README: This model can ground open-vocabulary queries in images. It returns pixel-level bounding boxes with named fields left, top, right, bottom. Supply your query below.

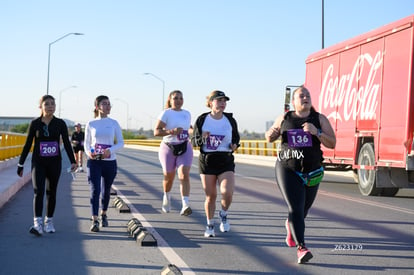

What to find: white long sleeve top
left=84, top=117, right=124, bottom=161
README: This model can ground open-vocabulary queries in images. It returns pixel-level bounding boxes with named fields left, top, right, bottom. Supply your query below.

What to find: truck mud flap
left=377, top=167, right=414, bottom=188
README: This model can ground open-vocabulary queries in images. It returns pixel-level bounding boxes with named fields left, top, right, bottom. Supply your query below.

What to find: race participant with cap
left=71, top=122, right=85, bottom=172
left=192, top=90, right=240, bottom=237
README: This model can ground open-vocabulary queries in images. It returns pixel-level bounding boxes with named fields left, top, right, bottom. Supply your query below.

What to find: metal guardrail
left=0, top=134, right=280, bottom=161
left=0, top=132, right=32, bottom=161
left=124, top=139, right=280, bottom=156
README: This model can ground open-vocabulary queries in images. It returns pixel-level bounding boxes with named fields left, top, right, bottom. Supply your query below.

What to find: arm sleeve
left=84, top=123, right=92, bottom=154
left=61, top=121, right=76, bottom=164
left=110, top=120, right=124, bottom=154
left=18, top=121, right=35, bottom=165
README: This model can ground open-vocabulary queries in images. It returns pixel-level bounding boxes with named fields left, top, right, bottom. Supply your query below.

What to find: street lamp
left=114, top=98, right=129, bottom=130
left=46, top=32, right=84, bottom=95
left=322, top=0, right=325, bottom=49
left=58, top=85, right=77, bottom=117
left=143, top=72, right=165, bottom=110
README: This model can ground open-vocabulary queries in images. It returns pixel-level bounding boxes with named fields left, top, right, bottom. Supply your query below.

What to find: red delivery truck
left=286, top=14, right=414, bottom=196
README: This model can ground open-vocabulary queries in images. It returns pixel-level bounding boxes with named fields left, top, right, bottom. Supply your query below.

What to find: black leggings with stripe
left=275, top=160, right=319, bottom=246
left=31, top=161, right=62, bottom=218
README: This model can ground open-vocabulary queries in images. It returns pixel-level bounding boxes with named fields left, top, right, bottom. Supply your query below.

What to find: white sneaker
left=219, top=210, right=230, bottom=232
left=29, top=217, right=43, bottom=236
left=180, top=205, right=192, bottom=216
left=78, top=166, right=84, bottom=172
left=162, top=194, right=170, bottom=213
left=204, top=225, right=215, bottom=237
left=44, top=217, right=56, bottom=233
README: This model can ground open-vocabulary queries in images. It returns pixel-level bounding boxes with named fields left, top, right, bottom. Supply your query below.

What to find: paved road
left=0, top=146, right=413, bottom=274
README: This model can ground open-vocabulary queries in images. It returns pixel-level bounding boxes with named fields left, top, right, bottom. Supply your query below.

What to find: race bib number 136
left=287, top=129, right=312, bottom=148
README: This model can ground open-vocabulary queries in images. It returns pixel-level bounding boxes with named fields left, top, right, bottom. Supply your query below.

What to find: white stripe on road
left=317, top=190, right=414, bottom=215
left=236, top=173, right=414, bottom=215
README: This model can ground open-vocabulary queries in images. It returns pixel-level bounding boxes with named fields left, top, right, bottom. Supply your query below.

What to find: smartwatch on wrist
left=317, top=129, right=323, bottom=138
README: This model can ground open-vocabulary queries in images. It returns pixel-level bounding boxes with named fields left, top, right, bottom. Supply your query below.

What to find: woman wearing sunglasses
left=84, top=95, right=124, bottom=232
left=17, top=95, right=77, bottom=236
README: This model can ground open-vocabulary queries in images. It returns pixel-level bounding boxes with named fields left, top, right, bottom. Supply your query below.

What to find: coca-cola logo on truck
left=318, top=51, right=382, bottom=122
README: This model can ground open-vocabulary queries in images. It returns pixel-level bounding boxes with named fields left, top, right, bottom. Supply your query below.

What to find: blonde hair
left=205, top=90, right=224, bottom=108
left=292, top=85, right=316, bottom=112
left=164, top=90, right=183, bottom=109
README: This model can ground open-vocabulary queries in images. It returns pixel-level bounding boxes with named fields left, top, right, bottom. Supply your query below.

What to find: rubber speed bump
left=127, top=219, right=142, bottom=235
left=113, top=197, right=122, bottom=207
left=112, top=197, right=130, bottom=213
left=161, top=264, right=182, bottom=275
left=136, top=228, right=157, bottom=246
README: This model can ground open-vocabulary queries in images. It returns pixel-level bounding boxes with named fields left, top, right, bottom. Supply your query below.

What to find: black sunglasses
left=43, top=125, right=49, bottom=137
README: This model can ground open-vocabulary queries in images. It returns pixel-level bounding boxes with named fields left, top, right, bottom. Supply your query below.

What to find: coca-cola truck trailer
left=286, top=14, right=414, bottom=196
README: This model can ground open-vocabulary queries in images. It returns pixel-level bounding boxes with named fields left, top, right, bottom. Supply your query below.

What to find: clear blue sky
left=1, top=0, right=413, bottom=132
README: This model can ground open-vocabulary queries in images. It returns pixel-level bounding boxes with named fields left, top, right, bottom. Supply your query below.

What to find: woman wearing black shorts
left=192, top=90, right=240, bottom=237
left=17, top=95, right=77, bottom=236
left=71, top=123, right=85, bottom=172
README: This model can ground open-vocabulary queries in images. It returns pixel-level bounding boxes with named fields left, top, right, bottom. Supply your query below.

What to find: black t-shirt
left=278, top=110, right=323, bottom=173
left=71, top=131, right=85, bottom=149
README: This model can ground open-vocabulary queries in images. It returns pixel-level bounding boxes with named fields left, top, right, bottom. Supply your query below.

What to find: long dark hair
left=39, top=95, right=55, bottom=116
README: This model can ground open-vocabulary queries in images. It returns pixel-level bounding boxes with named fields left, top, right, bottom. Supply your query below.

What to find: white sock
left=182, top=196, right=189, bottom=207
left=220, top=210, right=228, bottom=217
left=34, top=217, right=43, bottom=226
left=164, top=192, right=171, bottom=200
left=207, top=219, right=214, bottom=226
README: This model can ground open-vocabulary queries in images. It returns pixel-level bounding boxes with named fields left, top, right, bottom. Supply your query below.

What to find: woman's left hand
left=229, top=144, right=238, bottom=151
left=103, top=149, right=111, bottom=159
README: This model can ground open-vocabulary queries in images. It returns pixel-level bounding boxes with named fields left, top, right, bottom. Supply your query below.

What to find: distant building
left=0, top=116, right=75, bottom=131
left=0, top=116, right=35, bottom=131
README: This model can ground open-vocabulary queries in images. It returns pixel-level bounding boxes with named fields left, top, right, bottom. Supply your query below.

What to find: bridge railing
left=0, top=134, right=280, bottom=161
left=0, top=132, right=32, bottom=161
left=124, top=139, right=280, bottom=156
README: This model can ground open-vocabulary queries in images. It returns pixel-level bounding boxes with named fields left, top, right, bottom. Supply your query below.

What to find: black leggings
left=275, top=161, right=319, bottom=246
left=31, top=161, right=62, bottom=218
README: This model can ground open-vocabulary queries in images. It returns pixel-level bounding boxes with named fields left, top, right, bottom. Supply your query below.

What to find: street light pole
left=58, top=85, right=77, bottom=117
left=114, top=98, right=129, bottom=130
left=322, top=0, right=325, bottom=49
left=143, top=72, right=165, bottom=110
left=46, top=32, right=84, bottom=95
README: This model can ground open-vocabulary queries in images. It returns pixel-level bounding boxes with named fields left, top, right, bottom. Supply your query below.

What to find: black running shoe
left=100, top=214, right=108, bottom=227
left=90, top=220, right=100, bottom=232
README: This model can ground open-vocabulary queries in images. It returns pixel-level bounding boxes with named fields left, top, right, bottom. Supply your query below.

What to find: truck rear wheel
left=357, top=143, right=382, bottom=196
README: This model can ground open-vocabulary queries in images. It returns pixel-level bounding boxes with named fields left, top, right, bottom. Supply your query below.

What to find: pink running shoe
left=285, top=219, right=296, bottom=247
left=297, top=246, right=313, bottom=264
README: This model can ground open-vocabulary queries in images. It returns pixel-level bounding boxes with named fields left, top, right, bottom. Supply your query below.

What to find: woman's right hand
left=266, top=127, right=280, bottom=142
left=17, top=166, right=23, bottom=177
